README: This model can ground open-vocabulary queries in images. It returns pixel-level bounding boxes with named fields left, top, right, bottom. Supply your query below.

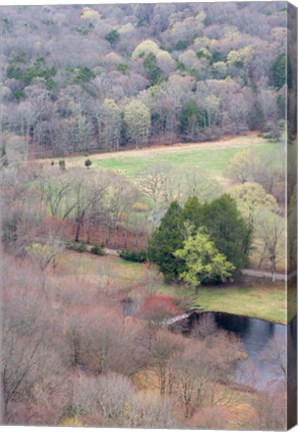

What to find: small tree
left=85, top=158, right=92, bottom=169
left=25, top=238, right=65, bottom=273
left=175, top=229, right=235, bottom=291
left=105, top=29, right=120, bottom=46
left=59, top=160, right=66, bottom=171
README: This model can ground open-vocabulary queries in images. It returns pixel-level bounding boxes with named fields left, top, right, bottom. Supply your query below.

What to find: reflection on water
left=188, top=312, right=296, bottom=389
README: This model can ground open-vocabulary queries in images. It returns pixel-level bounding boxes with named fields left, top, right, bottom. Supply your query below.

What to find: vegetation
left=148, top=195, right=251, bottom=284
left=147, top=201, right=185, bottom=283
left=69, top=241, right=87, bottom=253
left=175, top=229, right=235, bottom=291
left=85, top=158, right=92, bottom=169
left=1, top=3, right=295, bottom=158
left=90, top=244, right=105, bottom=256
left=0, top=2, right=294, bottom=429
left=119, top=248, right=147, bottom=263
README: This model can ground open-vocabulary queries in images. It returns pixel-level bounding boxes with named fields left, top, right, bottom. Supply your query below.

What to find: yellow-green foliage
left=227, top=46, right=253, bottom=66
left=132, top=202, right=149, bottom=212
left=175, top=230, right=235, bottom=288
left=132, top=39, right=160, bottom=60
left=25, top=243, right=53, bottom=271
left=60, top=416, right=85, bottom=426
left=229, top=182, right=278, bottom=221
left=80, top=7, right=100, bottom=20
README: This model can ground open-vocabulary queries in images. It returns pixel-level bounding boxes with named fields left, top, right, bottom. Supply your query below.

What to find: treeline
left=0, top=3, right=293, bottom=158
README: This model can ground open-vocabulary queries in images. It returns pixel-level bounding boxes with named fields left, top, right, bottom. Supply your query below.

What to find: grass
left=56, top=251, right=146, bottom=286
left=160, top=280, right=291, bottom=325
left=56, top=251, right=290, bottom=325
left=43, top=134, right=274, bottom=181
left=193, top=283, right=289, bottom=325
left=91, top=140, right=273, bottom=179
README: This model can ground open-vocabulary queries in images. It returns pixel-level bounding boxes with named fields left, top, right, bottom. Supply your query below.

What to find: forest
left=0, top=2, right=295, bottom=158
left=1, top=2, right=297, bottom=430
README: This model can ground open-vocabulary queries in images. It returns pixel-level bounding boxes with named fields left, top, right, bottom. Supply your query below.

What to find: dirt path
left=102, top=246, right=294, bottom=281
left=242, top=269, right=296, bottom=282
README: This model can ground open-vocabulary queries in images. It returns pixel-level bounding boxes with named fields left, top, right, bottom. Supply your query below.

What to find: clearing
left=41, top=133, right=273, bottom=179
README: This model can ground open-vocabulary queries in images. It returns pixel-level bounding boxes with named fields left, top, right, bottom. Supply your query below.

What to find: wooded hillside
left=0, top=2, right=292, bottom=157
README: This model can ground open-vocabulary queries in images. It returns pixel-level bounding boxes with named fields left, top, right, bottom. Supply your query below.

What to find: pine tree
left=147, top=201, right=185, bottom=283
left=181, top=196, right=204, bottom=229
left=202, top=194, right=251, bottom=272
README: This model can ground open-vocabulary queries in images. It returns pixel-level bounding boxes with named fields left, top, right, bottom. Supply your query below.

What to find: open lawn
left=54, top=251, right=291, bottom=325
left=193, top=283, right=290, bottom=325
left=42, top=133, right=274, bottom=181
left=159, top=280, right=290, bottom=325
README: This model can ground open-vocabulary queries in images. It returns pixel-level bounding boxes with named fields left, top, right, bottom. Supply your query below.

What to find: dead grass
left=52, top=251, right=290, bottom=324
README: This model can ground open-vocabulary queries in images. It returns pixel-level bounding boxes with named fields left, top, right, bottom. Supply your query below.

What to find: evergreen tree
left=202, top=194, right=251, bottom=272
left=181, top=196, right=204, bottom=229
left=272, top=53, right=291, bottom=90
left=147, top=201, right=185, bottom=283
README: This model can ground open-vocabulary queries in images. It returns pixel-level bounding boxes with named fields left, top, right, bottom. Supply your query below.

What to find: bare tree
left=25, top=234, right=65, bottom=272
left=1, top=257, right=70, bottom=423
left=147, top=329, right=185, bottom=396
left=257, top=209, right=284, bottom=280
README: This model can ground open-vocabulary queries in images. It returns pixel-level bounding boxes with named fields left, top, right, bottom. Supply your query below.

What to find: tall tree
left=147, top=201, right=185, bottom=282
left=202, top=194, right=251, bottom=272
left=101, top=98, right=121, bottom=151
left=124, top=100, right=151, bottom=148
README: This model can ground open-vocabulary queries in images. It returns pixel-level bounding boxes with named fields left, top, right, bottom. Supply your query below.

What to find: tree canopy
left=175, top=229, right=235, bottom=290
left=148, top=194, right=251, bottom=283
left=147, top=201, right=185, bottom=283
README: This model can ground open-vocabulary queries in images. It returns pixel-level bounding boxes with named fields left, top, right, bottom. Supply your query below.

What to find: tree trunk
left=75, top=218, right=83, bottom=242
left=270, top=255, right=276, bottom=282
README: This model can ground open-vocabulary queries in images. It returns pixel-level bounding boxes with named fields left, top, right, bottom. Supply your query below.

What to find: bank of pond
left=122, top=297, right=296, bottom=390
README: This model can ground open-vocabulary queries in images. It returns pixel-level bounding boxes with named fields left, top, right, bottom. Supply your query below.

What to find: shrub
left=136, top=295, right=181, bottom=321
left=132, top=202, right=148, bottom=212
left=91, top=244, right=105, bottom=256
left=85, top=159, right=92, bottom=169
left=59, top=159, right=65, bottom=171
left=69, top=242, right=87, bottom=253
left=119, top=249, right=147, bottom=263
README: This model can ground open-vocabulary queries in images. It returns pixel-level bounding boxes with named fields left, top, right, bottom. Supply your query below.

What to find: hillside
left=1, top=3, right=293, bottom=159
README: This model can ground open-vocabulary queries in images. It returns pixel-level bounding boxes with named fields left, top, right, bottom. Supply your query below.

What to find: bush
left=119, top=249, right=147, bottom=263
left=59, top=160, right=65, bottom=171
left=91, top=244, right=105, bottom=256
left=85, top=159, right=92, bottom=169
left=69, top=241, right=87, bottom=253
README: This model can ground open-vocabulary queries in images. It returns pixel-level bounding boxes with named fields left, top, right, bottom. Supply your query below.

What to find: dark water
left=188, top=311, right=296, bottom=389
left=122, top=299, right=296, bottom=399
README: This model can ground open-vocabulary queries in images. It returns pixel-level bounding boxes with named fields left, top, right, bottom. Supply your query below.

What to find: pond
left=200, top=311, right=297, bottom=425
left=122, top=298, right=296, bottom=410
left=185, top=311, right=296, bottom=390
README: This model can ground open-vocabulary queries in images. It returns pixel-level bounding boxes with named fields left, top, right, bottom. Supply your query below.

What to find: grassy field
left=43, top=133, right=290, bottom=325
left=54, top=251, right=291, bottom=325
left=159, top=280, right=290, bottom=325
left=91, top=146, right=247, bottom=178
left=46, top=134, right=274, bottom=180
